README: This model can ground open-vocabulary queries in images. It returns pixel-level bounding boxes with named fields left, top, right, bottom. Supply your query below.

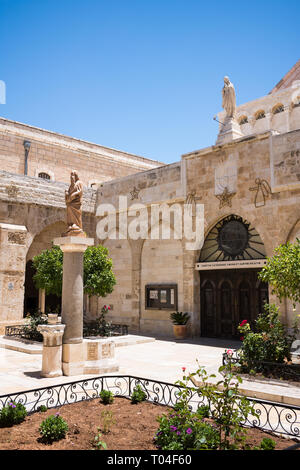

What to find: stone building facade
left=0, top=61, right=299, bottom=338
left=0, top=119, right=162, bottom=333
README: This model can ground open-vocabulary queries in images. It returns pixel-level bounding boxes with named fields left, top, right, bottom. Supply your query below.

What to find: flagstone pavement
left=0, top=334, right=299, bottom=407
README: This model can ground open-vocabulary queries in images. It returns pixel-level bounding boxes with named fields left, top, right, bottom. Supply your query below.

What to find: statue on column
left=216, top=76, right=242, bottom=145
left=222, top=76, right=236, bottom=119
left=63, top=170, right=85, bottom=236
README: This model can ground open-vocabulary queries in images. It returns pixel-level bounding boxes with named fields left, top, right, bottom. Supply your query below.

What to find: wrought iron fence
left=83, top=322, right=128, bottom=337
left=0, top=375, right=299, bottom=441
left=5, top=323, right=128, bottom=341
left=4, top=325, right=43, bottom=342
left=222, top=351, right=300, bottom=382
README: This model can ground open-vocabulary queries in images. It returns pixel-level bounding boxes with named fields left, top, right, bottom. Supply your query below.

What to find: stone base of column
left=62, top=343, right=85, bottom=376
left=62, top=339, right=119, bottom=376
left=37, top=322, right=65, bottom=378
left=41, top=345, right=64, bottom=378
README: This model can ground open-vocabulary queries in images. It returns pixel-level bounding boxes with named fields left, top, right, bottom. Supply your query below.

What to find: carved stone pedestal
left=216, top=117, right=243, bottom=145
left=83, top=338, right=119, bottom=374
left=37, top=323, right=65, bottom=378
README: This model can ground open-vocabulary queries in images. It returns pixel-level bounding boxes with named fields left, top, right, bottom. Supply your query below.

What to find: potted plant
left=170, top=311, right=190, bottom=339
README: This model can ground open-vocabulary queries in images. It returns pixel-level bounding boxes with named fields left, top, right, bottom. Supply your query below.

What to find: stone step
left=0, top=334, right=155, bottom=355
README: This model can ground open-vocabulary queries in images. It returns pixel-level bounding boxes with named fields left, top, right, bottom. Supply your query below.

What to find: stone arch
left=272, top=103, right=285, bottom=114
left=254, top=109, right=266, bottom=120
left=25, top=208, right=66, bottom=251
left=284, top=218, right=300, bottom=330
left=238, top=115, right=248, bottom=125
left=286, top=218, right=300, bottom=243
left=24, top=220, right=66, bottom=316
left=140, top=226, right=184, bottom=336
left=101, top=232, right=134, bottom=329
left=26, top=220, right=66, bottom=262
left=199, top=214, right=266, bottom=263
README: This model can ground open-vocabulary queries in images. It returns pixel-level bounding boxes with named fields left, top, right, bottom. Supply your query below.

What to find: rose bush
left=237, top=304, right=299, bottom=372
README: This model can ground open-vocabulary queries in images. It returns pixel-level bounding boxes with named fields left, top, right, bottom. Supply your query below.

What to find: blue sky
left=0, top=0, right=299, bottom=164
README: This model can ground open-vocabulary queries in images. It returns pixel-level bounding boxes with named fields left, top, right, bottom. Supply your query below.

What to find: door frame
left=200, top=268, right=268, bottom=338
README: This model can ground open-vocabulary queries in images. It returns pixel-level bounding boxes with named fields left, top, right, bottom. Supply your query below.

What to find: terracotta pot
left=173, top=324, right=187, bottom=339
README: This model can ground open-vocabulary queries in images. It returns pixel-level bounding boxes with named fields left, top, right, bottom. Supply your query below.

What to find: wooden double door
left=200, top=269, right=268, bottom=338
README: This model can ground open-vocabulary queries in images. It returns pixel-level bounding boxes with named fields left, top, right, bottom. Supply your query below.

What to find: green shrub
left=99, top=390, right=114, bottom=405
left=93, top=427, right=107, bottom=450
left=257, top=437, right=276, bottom=450
left=130, top=385, right=147, bottom=404
left=238, top=304, right=298, bottom=372
left=162, top=362, right=258, bottom=450
left=154, top=409, right=219, bottom=450
left=23, top=312, right=48, bottom=342
left=39, top=413, right=68, bottom=443
left=38, top=405, right=48, bottom=412
left=0, top=401, right=27, bottom=427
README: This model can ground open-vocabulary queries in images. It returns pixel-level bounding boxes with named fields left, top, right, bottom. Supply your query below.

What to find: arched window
left=238, top=115, right=248, bottom=125
left=272, top=103, right=284, bottom=114
left=199, top=214, right=266, bottom=262
left=38, top=172, right=51, bottom=180
left=292, top=96, right=300, bottom=108
left=255, top=110, right=266, bottom=120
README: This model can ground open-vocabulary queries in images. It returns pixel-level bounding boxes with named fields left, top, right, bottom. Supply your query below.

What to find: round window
left=217, top=220, right=249, bottom=257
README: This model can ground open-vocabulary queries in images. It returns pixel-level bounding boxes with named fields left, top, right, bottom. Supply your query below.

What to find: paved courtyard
left=0, top=335, right=299, bottom=407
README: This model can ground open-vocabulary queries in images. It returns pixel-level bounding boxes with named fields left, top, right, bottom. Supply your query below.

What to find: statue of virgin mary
left=222, top=76, right=236, bottom=118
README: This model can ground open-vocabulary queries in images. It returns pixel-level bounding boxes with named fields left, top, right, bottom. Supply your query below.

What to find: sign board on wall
left=195, top=259, right=267, bottom=271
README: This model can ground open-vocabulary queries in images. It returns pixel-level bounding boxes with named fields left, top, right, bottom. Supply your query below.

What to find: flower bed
left=0, top=397, right=297, bottom=451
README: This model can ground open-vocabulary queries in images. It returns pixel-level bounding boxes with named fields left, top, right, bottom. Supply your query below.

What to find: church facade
left=0, top=61, right=299, bottom=338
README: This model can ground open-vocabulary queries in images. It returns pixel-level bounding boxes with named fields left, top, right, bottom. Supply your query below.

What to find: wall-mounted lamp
left=213, top=115, right=225, bottom=127
left=23, top=140, right=31, bottom=175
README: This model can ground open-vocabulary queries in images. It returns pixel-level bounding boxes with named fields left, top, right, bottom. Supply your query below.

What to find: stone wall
left=0, top=117, right=162, bottom=187
left=96, top=128, right=300, bottom=335
left=0, top=171, right=97, bottom=331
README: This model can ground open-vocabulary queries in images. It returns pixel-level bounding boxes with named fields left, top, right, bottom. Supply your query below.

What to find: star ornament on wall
left=130, top=186, right=140, bottom=200
left=216, top=187, right=236, bottom=209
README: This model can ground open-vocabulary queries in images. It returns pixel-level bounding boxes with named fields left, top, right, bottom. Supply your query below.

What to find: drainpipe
left=23, top=140, right=31, bottom=175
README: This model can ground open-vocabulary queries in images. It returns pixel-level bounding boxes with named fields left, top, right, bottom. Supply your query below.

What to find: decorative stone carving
left=130, top=186, right=140, bottom=200
left=6, top=184, right=19, bottom=198
left=215, top=187, right=236, bottom=209
left=7, top=232, right=26, bottom=245
left=249, top=178, right=271, bottom=207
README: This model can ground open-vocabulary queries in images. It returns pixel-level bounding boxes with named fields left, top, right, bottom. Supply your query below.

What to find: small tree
left=32, top=244, right=116, bottom=299
left=32, top=245, right=63, bottom=297
left=258, top=238, right=300, bottom=307
left=83, top=245, right=116, bottom=297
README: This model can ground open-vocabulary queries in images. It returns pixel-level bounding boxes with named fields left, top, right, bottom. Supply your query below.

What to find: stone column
left=53, top=236, right=94, bottom=376
left=37, top=320, right=65, bottom=378
left=0, top=223, right=28, bottom=333
left=38, top=289, right=46, bottom=314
